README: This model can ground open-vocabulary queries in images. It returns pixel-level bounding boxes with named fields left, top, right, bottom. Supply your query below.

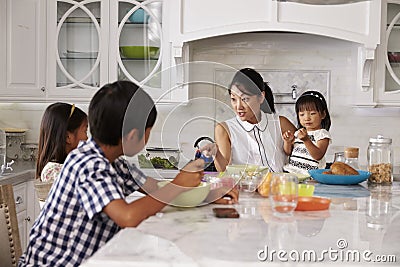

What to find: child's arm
left=282, top=130, right=295, bottom=156
left=103, top=160, right=204, bottom=228
left=298, top=129, right=330, bottom=160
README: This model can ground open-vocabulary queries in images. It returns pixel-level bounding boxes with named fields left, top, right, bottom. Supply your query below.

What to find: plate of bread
left=308, top=162, right=371, bottom=185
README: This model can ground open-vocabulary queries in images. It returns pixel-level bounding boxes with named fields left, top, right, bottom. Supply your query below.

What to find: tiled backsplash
left=0, top=32, right=399, bottom=169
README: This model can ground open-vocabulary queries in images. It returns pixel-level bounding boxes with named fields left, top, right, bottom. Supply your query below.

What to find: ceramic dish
left=308, top=169, right=371, bottom=185
left=295, top=196, right=331, bottom=211
left=119, top=46, right=159, bottom=59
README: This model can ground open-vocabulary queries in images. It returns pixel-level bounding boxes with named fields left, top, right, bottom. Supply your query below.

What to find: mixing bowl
left=157, top=181, right=210, bottom=207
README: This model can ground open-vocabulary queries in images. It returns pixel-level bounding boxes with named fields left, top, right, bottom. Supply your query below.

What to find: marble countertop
left=0, top=160, right=35, bottom=185
left=81, top=183, right=400, bottom=266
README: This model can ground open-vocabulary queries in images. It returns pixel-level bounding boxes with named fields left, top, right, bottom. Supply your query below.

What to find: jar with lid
left=344, top=147, right=359, bottom=169
left=367, top=135, right=393, bottom=184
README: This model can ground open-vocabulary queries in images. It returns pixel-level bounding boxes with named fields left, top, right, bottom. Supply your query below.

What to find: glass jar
left=367, top=135, right=393, bottom=184
left=344, top=147, right=359, bottom=169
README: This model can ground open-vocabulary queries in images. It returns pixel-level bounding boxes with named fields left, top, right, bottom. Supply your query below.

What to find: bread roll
left=330, top=162, right=359, bottom=175
left=258, top=172, right=272, bottom=197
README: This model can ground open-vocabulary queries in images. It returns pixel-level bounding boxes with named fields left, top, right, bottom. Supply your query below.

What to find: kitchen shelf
left=60, top=57, right=98, bottom=60
left=121, top=58, right=159, bottom=61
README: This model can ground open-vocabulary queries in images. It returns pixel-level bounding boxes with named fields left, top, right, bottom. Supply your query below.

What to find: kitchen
left=0, top=0, right=400, bottom=266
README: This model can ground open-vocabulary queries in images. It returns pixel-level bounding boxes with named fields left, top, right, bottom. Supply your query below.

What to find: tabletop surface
left=80, top=182, right=400, bottom=266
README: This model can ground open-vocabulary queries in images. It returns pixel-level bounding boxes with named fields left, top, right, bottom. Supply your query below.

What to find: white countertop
left=81, top=183, right=400, bottom=266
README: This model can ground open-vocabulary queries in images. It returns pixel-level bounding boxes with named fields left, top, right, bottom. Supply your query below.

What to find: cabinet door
left=47, top=0, right=107, bottom=101
left=0, top=0, right=46, bottom=101
left=109, top=0, right=163, bottom=99
left=378, top=1, right=400, bottom=103
left=13, top=182, right=28, bottom=249
left=17, top=210, right=28, bottom=249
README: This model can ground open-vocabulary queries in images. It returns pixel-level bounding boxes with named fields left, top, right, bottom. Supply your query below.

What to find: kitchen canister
left=344, top=147, right=359, bottom=169
left=367, top=135, right=393, bottom=184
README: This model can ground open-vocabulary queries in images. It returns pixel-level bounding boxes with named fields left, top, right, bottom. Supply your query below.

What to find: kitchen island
left=81, top=182, right=400, bottom=266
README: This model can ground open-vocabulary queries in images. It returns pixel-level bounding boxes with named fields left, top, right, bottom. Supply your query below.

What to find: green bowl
left=157, top=181, right=211, bottom=207
left=119, top=46, right=159, bottom=59
left=298, top=184, right=315, bottom=197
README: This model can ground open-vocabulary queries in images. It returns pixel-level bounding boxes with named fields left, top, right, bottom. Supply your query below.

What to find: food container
left=138, top=147, right=180, bottom=169
left=367, top=135, right=393, bottom=184
left=344, top=147, right=359, bottom=169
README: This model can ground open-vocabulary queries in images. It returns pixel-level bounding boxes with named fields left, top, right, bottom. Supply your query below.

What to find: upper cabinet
left=168, top=0, right=380, bottom=48
left=375, top=0, right=400, bottom=104
left=0, top=0, right=46, bottom=101
left=46, top=0, right=180, bottom=103
left=167, top=0, right=381, bottom=101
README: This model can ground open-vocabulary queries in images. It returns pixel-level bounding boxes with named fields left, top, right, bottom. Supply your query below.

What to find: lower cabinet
left=13, top=180, right=40, bottom=250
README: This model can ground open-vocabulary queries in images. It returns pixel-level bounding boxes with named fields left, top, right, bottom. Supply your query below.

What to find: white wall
left=0, top=32, right=399, bottom=170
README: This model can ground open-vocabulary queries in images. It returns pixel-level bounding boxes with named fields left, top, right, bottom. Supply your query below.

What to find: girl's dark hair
left=295, top=90, right=331, bottom=130
left=228, top=68, right=274, bottom=113
left=89, top=80, right=157, bottom=146
left=36, top=102, right=87, bottom=179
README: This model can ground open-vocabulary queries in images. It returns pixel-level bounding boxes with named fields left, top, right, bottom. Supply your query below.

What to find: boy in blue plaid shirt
left=19, top=81, right=238, bottom=267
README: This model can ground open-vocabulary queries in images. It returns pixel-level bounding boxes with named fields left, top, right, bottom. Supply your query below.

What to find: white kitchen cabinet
left=13, top=180, right=39, bottom=250
left=375, top=0, right=400, bottom=104
left=0, top=0, right=46, bottom=101
left=168, top=0, right=380, bottom=48
left=167, top=0, right=381, bottom=102
left=45, top=0, right=181, bottom=103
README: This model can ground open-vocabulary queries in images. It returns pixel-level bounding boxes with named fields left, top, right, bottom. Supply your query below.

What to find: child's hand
left=173, top=159, right=204, bottom=188
left=282, top=130, right=295, bottom=143
left=212, top=187, right=239, bottom=205
left=199, top=143, right=218, bottom=158
left=297, top=128, right=308, bottom=141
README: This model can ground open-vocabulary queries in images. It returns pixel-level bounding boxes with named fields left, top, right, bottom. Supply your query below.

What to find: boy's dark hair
left=36, top=102, right=87, bottom=179
left=89, top=80, right=157, bottom=146
left=295, top=90, right=331, bottom=131
left=228, top=68, right=274, bottom=113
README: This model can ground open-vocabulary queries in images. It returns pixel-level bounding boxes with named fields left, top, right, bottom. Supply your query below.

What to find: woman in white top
left=204, top=68, right=296, bottom=172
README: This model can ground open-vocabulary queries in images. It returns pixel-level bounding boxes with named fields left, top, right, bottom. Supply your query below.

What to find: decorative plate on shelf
left=308, top=169, right=371, bottom=185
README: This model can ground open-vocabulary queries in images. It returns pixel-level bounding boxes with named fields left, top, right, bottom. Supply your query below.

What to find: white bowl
left=157, top=181, right=211, bottom=207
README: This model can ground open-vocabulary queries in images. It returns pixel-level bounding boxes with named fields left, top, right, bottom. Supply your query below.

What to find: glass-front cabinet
left=47, top=0, right=163, bottom=101
left=377, top=1, right=400, bottom=103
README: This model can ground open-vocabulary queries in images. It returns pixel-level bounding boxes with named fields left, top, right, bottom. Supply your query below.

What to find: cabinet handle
left=24, top=216, right=31, bottom=222
left=15, top=196, right=23, bottom=205
left=41, top=87, right=45, bottom=92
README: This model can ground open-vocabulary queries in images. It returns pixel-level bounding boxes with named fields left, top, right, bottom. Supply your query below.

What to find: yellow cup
left=298, top=184, right=315, bottom=197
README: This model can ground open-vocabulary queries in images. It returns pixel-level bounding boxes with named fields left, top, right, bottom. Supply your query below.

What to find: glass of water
left=270, top=173, right=298, bottom=217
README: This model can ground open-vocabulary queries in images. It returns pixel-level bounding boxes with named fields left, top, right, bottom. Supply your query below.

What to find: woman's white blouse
left=225, top=112, right=286, bottom=172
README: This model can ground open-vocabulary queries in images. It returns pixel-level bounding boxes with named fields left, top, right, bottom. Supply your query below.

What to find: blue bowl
left=129, top=8, right=149, bottom=24
left=308, top=169, right=371, bottom=185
